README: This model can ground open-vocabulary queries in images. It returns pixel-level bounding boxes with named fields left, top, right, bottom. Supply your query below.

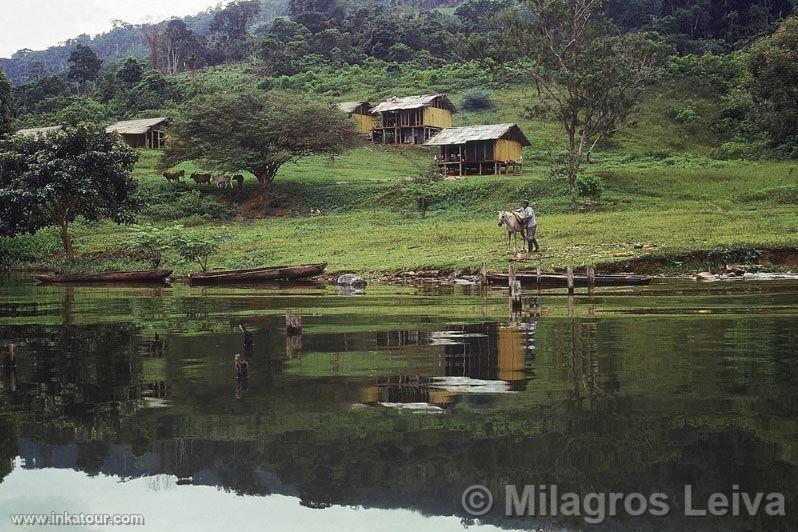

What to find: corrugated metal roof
left=15, top=125, right=63, bottom=137
left=105, top=117, right=169, bottom=135
left=338, top=101, right=372, bottom=114
left=371, top=94, right=456, bottom=113
left=424, top=123, right=531, bottom=146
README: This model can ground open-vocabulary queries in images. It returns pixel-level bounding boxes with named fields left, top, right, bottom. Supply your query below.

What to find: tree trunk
left=255, top=166, right=280, bottom=189
left=58, top=216, right=74, bottom=264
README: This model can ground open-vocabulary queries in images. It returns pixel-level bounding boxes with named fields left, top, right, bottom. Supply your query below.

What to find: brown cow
left=191, top=173, right=212, bottom=186
left=214, top=175, right=232, bottom=189
left=232, top=175, right=244, bottom=188
left=163, top=169, right=185, bottom=184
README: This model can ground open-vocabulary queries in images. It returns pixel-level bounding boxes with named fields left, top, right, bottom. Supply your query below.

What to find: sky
left=0, top=0, right=233, bottom=58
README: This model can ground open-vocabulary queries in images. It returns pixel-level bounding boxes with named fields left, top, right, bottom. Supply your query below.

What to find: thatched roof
left=15, top=125, right=63, bottom=137
left=371, top=94, right=457, bottom=114
left=106, top=117, right=169, bottom=135
left=338, top=101, right=372, bottom=114
left=424, top=123, right=531, bottom=146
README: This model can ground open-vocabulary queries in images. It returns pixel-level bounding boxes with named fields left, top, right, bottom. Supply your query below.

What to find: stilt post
left=566, top=265, right=575, bottom=295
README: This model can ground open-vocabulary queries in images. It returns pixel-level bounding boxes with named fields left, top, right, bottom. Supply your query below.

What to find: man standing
left=516, top=200, right=539, bottom=252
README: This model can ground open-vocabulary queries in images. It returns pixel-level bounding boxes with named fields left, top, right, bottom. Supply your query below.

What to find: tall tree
left=210, top=1, right=262, bottom=42
left=474, top=0, right=669, bottom=194
left=748, top=17, right=798, bottom=149
left=0, top=126, right=140, bottom=263
left=161, top=20, right=203, bottom=75
left=165, top=90, right=356, bottom=188
left=0, top=67, right=12, bottom=137
left=67, top=44, right=103, bottom=95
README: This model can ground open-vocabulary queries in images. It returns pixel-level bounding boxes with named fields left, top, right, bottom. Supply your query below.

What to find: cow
left=232, top=175, right=244, bottom=188
left=214, top=175, right=232, bottom=189
left=163, top=169, right=185, bottom=184
left=191, top=173, right=212, bottom=186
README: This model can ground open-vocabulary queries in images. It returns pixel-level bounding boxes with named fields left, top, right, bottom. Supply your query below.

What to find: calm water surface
left=0, top=275, right=796, bottom=531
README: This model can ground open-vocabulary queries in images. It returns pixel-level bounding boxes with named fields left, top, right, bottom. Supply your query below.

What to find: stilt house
left=370, top=94, right=456, bottom=145
left=425, top=123, right=530, bottom=176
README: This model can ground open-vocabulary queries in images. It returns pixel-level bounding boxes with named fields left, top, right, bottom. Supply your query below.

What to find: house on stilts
left=370, top=94, right=456, bottom=145
left=425, top=123, right=530, bottom=176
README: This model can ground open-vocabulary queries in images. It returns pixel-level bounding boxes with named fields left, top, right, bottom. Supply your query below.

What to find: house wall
left=423, top=107, right=453, bottom=128
left=121, top=133, right=146, bottom=149
left=352, top=113, right=375, bottom=134
left=495, top=139, right=522, bottom=162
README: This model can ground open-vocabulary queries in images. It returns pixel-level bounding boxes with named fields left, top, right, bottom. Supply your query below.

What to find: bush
left=142, top=189, right=239, bottom=221
left=644, top=149, right=672, bottom=160
left=461, top=90, right=493, bottom=111
left=172, top=233, right=219, bottom=271
left=0, top=233, right=60, bottom=268
left=710, top=138, right=770, bottom=160
left=575, top=174, right=604, bottom=199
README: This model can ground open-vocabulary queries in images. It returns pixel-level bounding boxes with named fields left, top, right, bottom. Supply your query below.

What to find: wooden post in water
left=586, top=265, right=596, bottom=296
left=509, top=262, right=522, bottom=311
left=286, top=309, right=302, bottom=336
left=536, top=263, right=542, bottom=291
left=566, top=266, right=575, bottom=295
left=480, top=262, right=488, bottom=286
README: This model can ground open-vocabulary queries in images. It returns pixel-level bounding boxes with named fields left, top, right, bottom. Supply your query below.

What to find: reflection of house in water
left=441, top=322, right=535, bottom=390
left=364, top=321, right=536, bottom=408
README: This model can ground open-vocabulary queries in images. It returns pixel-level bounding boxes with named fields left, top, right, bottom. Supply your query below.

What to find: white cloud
left=1, top=0, right=233, bottom=58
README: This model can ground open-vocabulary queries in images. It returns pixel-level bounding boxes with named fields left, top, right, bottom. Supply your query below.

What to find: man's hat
left=522, top=199, right=530, bottom=204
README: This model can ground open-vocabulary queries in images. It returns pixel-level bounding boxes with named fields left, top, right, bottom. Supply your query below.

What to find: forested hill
left=0, top=0, right=289, bottom=85
left=2, top=0, right=796, bottom=85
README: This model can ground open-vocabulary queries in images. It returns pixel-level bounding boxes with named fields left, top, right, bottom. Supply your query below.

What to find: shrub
left=575, top=174, right=604, bottom=198
left=172, top=233, right=219, bottom=271
left=126, top=224, right=177, bottom=268
left=461, top=90, right=493, bottom=111
left=142, top=189, right=239, bottom=221
left=710, top=138, right=770, bottom=160
left=644, top=149, right=672, bottom=160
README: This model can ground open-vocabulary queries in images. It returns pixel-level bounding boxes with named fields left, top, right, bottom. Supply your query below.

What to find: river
left=0, top=275, right=796, bottom=531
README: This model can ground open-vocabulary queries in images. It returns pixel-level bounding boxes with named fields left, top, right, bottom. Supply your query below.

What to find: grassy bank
left=3, top=146, right=796, bottom=276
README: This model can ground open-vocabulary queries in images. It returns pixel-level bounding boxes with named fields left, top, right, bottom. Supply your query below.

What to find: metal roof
left=15, top=125, right=63, bottom=137
left=338, top=101, right=372, bottom=114
left=370, top=94, right=456, bottom=113
left=424, top=123, right=531, bottom=146
left=105, top=117, right=169, bottom=135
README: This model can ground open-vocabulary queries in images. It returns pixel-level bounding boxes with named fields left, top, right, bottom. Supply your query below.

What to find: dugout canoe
left=485, top=272, right=653, bottom=288
left=35, top=269, right=173, bottom=284
left=188, top=263, right=327, bottom=285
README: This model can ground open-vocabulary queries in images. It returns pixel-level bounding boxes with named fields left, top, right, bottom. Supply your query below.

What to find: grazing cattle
left=232, top=175, right=244, bottom=188
left=191, top=173, right=212, bottom=186
left=163, top=169, right=184, bottom=184
left=214, top=175, right=232, bottom=189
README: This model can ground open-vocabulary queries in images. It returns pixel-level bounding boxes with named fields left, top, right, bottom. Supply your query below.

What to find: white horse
left=498, top=211, right=528, bottom=253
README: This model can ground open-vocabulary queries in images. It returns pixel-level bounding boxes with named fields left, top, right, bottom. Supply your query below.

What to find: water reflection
left=0, top=276, right=797, bottom=531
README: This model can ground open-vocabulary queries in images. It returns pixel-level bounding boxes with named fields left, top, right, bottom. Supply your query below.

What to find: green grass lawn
left=16, top=147, right=791, bottom=276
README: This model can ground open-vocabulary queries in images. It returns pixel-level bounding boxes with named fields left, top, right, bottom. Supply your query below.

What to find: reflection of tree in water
left=0, top=417, right=19, bottom=483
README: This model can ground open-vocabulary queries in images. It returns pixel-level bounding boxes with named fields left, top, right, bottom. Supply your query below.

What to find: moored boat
left=188, top=263, right=327, bottom=285
left=35, top=269, right=173, bottom=284
left=485, top=271, right=653, bottom=287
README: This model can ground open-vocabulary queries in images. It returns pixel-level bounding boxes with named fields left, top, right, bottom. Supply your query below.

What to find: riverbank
left=1, top=148, right=797, bottom=277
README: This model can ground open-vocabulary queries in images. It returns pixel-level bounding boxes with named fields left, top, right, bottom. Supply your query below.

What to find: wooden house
left=105, top=117, right=170, bottom=149
left=15, top=125, right=63, bottom=137
left=338, top=101, right=375, bottom=135
left=370, top=94, right=456, bottom=145
left=425, top=123, right=530, bottom=176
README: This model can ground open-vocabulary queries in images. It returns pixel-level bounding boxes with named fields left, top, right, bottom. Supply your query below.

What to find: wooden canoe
left=486, top=272, right=653, bottom=288
left=35, top=269, right=173, bottom=284
left=188, top=263, right=327, bottom=285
